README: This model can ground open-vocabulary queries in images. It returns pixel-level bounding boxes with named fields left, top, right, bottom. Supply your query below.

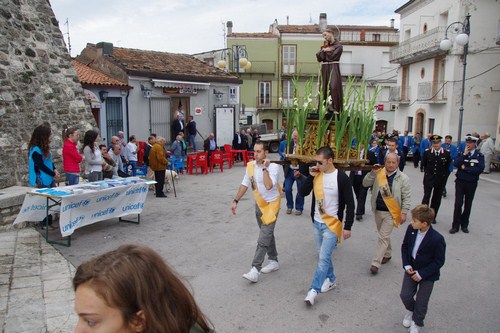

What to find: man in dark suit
left=450, top=134, right=485, bottom=234
left=399, top=131, right=414, bottom=169
left=171, top=114, right=184, bottom=142
left=400, top=204, right=445, bottom=333
left=349, top=145, right=377, bottom=221
left=421, top=135, right=451, bottom=224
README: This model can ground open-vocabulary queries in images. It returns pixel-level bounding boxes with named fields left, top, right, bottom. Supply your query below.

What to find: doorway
left=170, top=97, right=190, bottom=142
left=415, top=111, right=425, bottom=135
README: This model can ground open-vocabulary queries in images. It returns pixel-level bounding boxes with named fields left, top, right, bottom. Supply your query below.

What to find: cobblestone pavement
left=1, top=157, right=499, bottom=332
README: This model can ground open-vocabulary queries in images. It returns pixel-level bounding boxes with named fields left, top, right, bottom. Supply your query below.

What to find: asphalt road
left=56, top=154, right=500, bottom=333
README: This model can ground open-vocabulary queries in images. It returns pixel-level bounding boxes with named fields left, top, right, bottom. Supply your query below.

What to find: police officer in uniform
left=450, top=134, right=485, bottom=234
left=421, top=135, right=451, bottom=224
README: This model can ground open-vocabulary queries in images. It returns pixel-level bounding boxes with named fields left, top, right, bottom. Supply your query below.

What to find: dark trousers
left=452, top=179, right=478, bottom=230
left=400, top=273, right=435, bottom=327
left=422, top=176, right=445, bottom=218
left=413, top=149, right=421, bottom=168
left=154, top=170, right=166, bottom=196
left=350, top=173, right=368, bottom=216
left=442, top=171, right=451, bottom=195
left=400, top=146, right=409, bottom=170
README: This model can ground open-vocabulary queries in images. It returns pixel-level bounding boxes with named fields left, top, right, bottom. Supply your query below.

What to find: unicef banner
left=14, top=179, right=152, bottom=237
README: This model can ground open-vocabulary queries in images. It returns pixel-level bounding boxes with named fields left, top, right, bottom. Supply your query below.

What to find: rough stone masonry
left=0, top=0, right=97, bottom=190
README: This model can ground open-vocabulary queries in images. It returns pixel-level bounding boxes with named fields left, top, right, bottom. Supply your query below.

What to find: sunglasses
left=315, top=160, right=324, bottom=165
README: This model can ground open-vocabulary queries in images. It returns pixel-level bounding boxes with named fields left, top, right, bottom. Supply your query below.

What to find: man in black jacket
left=297, top=146, right=355, bottom=306
left=421, top=135, right=451, bottom=224
left=171, top=114, right=184, bottom=142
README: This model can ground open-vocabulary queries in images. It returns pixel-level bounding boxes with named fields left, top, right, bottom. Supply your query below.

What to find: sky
left=49, top=0, right=405, bottom=57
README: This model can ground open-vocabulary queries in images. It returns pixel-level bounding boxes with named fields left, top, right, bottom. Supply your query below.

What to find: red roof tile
left=276, top=24, right=397, bottom=34
left=72, top=60, right=128, bottom=87
left=108, top=47, right=240, bottom=83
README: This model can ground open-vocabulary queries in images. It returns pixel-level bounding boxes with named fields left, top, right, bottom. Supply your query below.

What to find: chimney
left=96, top=42, right=113, bottom=55
left=390, top=18, right=395, bottom=28
left=319, top=13, right=327, bottom=32
left=227, top=21, right=233, bottom=35
left=286, top=16, right=289, bottom=25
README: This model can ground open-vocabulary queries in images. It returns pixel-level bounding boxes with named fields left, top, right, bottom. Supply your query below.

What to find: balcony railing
left=283, top=62, right=364, bottom=77
left=417, top=81, right=447, bottom=102
left=390, top=26, right=448, bottom=64
left=228, top=60, right=277, bottom=74
left=389, top=86, right=411, bottom=103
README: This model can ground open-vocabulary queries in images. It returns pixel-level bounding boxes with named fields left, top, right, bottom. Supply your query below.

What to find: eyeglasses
left=315, top=160, right=324, bottom=165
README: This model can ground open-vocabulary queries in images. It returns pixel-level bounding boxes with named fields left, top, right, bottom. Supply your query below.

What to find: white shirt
left=412, top=229, right=428, bottom=259
left=127, top=142, right=138, bottom=161
left=314, top=170, right=339, bottom=223
left=241, top=162, right=280, bottom=202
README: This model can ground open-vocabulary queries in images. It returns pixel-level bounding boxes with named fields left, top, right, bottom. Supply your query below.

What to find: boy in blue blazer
left=400, top=204, right=446, bottom=333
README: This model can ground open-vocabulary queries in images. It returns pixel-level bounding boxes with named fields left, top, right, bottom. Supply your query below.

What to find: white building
left=390, top=0, right=500, bottom=143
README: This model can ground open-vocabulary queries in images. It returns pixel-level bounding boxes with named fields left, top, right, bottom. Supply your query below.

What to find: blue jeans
left=310, top=220, right=338, bottom=292
left=189, top=134, right=196, bottom=151
left=129, top=160, right=137, bottom=176
left=66, top=173, right=80, bottom=185
left=284, top=169, right=304, bottom=210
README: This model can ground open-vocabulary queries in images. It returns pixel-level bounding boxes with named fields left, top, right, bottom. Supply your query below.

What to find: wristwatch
left=262, top=168, right=268, bottom=172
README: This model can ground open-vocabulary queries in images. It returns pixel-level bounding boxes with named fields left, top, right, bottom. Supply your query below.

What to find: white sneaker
left=403, top=310, right=413, bottom=328
left=320, top=278, right=337, bottom=293
left=304, top=289, right=317, bottom=306
left=261, top=260, right=279, bottom=274
left=242, top=267, right=259, bottom=283
left=409, top=321, right=422, bottom=333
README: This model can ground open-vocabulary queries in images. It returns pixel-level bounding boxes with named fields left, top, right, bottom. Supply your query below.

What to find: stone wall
left=0, top=0, right=97, bottom=189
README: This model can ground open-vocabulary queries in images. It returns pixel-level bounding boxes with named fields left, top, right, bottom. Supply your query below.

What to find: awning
left=152, top=79, right=210, bottom=90
left=83, top=89, right=101, bottom=108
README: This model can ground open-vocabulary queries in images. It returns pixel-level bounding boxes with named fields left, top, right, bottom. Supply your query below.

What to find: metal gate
left=105, top=97, right=123, bottom=144
left=150, top=98, right=170, bottom=141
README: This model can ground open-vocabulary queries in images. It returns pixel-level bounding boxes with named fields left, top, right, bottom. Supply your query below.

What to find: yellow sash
left=313, top=172, right=343, bottom=243
left=376, top=168, right=402, bottom=228
left=247, top=162, right=282, bottom=225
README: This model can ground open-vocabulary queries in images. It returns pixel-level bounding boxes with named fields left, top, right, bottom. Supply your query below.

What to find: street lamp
left=440, top=14, right=470, bottom=147
left=217, top=45, right=251, bottom=74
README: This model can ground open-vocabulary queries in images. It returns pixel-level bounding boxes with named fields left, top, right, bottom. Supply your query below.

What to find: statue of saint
left=316, top=28, right=343, bottom=114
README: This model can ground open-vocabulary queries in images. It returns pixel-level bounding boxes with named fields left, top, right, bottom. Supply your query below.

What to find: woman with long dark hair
left=82, top=130, right=104, bottom=182
left=62, top=127, right=82, bottom=185
left=28, top=124, right=59, bottom=229
left=73, top=244, right=214, bottom=333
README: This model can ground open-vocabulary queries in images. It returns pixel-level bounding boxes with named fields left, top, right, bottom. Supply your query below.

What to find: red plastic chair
left=223, top=144, right=234, bottom=169
left=246, top=151, right=255, bottom=161
left=210, top=151, right=224, bottom=172
left=192, top=152, right=208, bottom=175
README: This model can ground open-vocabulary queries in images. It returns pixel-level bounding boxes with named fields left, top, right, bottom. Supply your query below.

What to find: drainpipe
left=125, top=89, right=130, bottom=137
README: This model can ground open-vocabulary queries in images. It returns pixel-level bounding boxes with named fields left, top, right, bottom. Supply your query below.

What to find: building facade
left=197, top=14, right=400, bottom=134
left=390, top=0, right=500, bottom=142
left=76, top=43, right=241, bottom=148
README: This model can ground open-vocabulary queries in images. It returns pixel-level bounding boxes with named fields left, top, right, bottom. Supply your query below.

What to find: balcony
left=390, top=27, right=448, bottom=64
left=341, top=31, right=399, bottom=43
left=282, top=62, right=364, bottom=77
left=228, top=60, right=277, bottom=74
left=389, top=86, right=411, bottom=103
left=417, top=81, right=447, bottom=103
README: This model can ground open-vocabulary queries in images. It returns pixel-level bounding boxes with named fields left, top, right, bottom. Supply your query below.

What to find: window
left=232, top=45, right=247, bottom=72
left=282, top=80, right=293, bottom=107
left=282, top=45, right=296, bottom=74
left=259, top=81, right=271, bottom=106
left=372, top=33, right=381, bottom=42
left=229, top=87, right=237, bottom=100
left=407, top=117, right=413, bottom=132
left=105, top=97, right=123, bottom=144
left=428, top=118, right=435, bottom=135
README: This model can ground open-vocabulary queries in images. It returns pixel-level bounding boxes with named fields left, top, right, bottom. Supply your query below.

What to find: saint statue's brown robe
left=316, top=40, right=343, bottom=113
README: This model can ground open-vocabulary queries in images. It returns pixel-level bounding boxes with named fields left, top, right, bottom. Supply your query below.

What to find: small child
left=400, top=204, right=446, bottom=333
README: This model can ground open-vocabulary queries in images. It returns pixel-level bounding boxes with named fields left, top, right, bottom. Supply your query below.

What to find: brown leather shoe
left=381, top=256, right=392, bottom=264
left=370, top=265, right=379, bottom=275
